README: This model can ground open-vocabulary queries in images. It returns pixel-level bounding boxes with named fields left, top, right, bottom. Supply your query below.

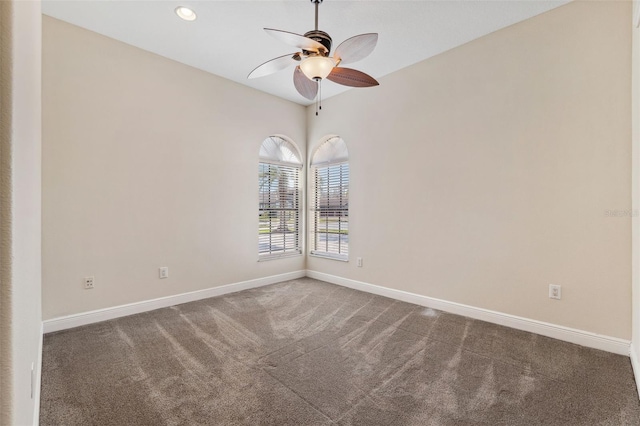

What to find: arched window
left=259, top=136, right=302, bottom=258
left=310, top=137, right=349, bottom=260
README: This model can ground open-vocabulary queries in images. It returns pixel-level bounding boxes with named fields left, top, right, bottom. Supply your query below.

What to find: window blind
left=311, top=162, right=349, bottom=259
left=259, top=162, right=301, bottom=257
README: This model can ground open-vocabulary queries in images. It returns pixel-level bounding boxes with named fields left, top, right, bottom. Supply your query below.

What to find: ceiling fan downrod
left=312, top=0, right=322, bottom=31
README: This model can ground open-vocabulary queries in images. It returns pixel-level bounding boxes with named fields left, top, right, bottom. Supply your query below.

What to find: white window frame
left=310, top=137, right=349, bottom=261
left=258, top=136, right=303, bottom=260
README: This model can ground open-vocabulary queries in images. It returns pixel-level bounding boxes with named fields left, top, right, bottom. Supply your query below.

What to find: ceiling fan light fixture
left=300, top=56, right=335, bottom=80
left=175, top=6, right=197, bottom=21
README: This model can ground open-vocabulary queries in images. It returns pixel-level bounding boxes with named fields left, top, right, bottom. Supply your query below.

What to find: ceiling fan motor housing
left=304, top=30, right=332, bottom=55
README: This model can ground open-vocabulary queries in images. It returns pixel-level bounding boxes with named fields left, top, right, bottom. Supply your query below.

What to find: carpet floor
left=40, top=278, right=640, bottom=425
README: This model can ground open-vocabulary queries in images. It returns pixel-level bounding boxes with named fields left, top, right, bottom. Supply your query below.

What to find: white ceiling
left=42, top=0, right=570, bottom=106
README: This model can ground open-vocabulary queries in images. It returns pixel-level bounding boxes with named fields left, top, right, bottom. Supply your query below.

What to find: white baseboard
left=43, top=269, right=631, bottom=357
left=33, top=322, right=43, bottom=426
left=631, top=344, right=640, bottom=400
left=306, top=270, right=631, bottom=356
left=43, top=270, right=306, bottom=334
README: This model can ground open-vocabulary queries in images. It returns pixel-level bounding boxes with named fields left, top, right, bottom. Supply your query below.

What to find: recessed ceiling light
left=175, top=6, right=196, bottom=21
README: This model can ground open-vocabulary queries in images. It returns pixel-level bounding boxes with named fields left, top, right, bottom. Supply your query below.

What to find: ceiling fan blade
left=334, top=33, right=378, bottom=65
left=293, top=66, right=318, bottom=100
left=248, top=52, right=300, bottom=79
left=327, top=67, right=379, bottom=88
left=264, top=28, right=324, bottom=52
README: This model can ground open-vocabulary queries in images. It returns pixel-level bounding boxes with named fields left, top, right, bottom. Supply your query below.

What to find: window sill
left=258, top=252, right=303, bottom=262
left=309, top=252, right=349, bottom=262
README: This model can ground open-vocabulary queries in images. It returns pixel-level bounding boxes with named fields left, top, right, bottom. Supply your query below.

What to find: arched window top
left=311, top=136, right=348, bottom=166
left=260, top=136, right=302, bottom=165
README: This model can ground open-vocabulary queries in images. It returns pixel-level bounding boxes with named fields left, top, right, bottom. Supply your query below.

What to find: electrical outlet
left=159, top=267, right=169, bottom=279
left=549, top=284, right=561, bottom=300
left=84, top=276, right=94, bottom=289
left=357, top=257, right=363, bottom=267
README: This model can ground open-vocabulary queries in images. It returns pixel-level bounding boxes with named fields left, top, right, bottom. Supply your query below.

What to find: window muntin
left=310, top=137, right=349, bottom=260
left=259, top=137, right=302, bottom=259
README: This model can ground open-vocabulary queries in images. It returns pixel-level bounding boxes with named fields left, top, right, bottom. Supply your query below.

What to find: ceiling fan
left=248, top=0, right=379, bottom=113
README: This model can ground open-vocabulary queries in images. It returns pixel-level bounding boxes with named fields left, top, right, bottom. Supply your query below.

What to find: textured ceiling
left=42, top=0, right=570, bottom=106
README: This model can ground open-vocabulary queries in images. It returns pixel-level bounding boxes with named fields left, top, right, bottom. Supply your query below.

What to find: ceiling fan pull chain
left=314, top=79, right=322, bottom=116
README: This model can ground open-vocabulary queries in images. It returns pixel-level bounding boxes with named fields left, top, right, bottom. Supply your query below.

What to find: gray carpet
left=40, top=278, right=640, bottom=425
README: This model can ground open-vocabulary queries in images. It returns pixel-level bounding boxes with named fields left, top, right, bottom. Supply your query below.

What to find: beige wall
left=42, top=17, right=306, bottom=320
left=0, top=1, right=43, bottom=424
left=307, top=1, right=632, bottom=339
left=43, top=1, right=634, bottom=342
left=632, top=0, right=640, bottom=367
